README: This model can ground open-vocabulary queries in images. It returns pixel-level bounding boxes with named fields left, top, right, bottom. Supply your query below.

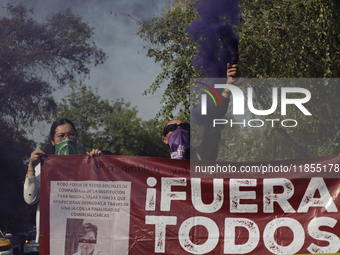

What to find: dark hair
left=49, top=119, right=77, bottom=153
left=50, top=119, right=77, bottom=141
left=78, top=223, right=98, bottom=239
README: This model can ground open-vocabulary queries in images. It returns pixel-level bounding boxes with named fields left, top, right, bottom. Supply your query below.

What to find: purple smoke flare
left=187, top=0, right=240, bottom=125
left=186, top=0, right=240, bottom=78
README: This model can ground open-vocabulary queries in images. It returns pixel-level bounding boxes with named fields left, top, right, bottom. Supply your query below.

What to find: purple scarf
left=168, top=128, right=190, bottom=159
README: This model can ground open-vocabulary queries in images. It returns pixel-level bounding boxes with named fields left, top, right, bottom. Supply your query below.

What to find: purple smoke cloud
left=186, top=0, right=240, bottom=78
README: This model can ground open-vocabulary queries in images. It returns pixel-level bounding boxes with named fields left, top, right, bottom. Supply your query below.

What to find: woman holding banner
left=23, top=119, right=102, bottom=243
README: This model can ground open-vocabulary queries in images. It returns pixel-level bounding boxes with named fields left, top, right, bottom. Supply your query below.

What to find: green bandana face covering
left=54, top=139, right=78, bottom=155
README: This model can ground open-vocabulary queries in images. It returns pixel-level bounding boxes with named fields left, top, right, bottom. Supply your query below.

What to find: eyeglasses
left=55, top=131, right=77, bottom=141
left=164, top=123, right=190, bottom=136
left=78, top=238, right=97, bottom=244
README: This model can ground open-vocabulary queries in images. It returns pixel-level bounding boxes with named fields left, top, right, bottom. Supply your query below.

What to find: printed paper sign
left=49, top=180, right=130, bottom=255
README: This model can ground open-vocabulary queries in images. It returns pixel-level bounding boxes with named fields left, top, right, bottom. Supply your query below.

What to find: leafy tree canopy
left=0, top=3, right=106, bottom=231
left=138, top=0, right=340, bottom=116
left=138, top=0, right=340, bottom=160
left=239, top=0, right=340, bottom=78
left=138, top=0, right=200, bottom=121
left=0, top=3, right=107, bottom=130
left=235, top=0, right=340, bottom=158
left=41, top=84, right=169, bottom=158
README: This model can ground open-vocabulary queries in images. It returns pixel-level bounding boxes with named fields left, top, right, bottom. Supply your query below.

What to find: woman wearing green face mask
left=23, top=119, right=102, bottom=243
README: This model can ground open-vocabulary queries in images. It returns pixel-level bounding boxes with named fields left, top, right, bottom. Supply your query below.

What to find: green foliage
left=215, top=78, right=340, bottom=160
left=0, top=3, right=106, bottom=231
left=0, top=3, right=107, bottom=129
left=238, top=0, right=340, bottom=78
left=235, top=0, right=340, bottom=159
left=218, top=124, right=298, bottom=161
left=43, top=84, right=169, bottom=157
left=139, top=0, right=340, bottom=160
left=138, top=0, right=200, bottom=121
left=140, top=118, right=171, bottom=158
